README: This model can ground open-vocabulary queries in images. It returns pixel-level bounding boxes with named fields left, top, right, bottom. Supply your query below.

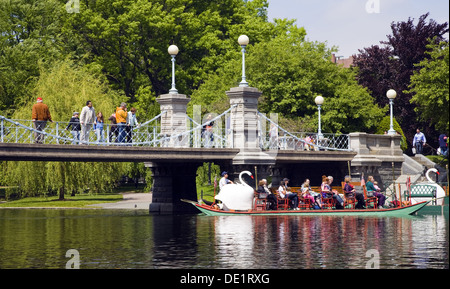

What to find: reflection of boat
left=181, top=199, right=430, bottom=217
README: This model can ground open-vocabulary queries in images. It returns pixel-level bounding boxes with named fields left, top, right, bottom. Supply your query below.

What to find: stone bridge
left=0, top=85, right=403, bottom=213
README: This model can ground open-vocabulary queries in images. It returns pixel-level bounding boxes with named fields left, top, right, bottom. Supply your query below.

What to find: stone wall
left=349, top=132, right=404, bottom=190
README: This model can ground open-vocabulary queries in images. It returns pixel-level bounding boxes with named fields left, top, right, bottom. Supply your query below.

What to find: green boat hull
left=183, top=200, right=430, bottom=217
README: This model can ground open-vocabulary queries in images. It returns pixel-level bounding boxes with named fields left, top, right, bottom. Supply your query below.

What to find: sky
left=267, top=0, right=450, bottom=58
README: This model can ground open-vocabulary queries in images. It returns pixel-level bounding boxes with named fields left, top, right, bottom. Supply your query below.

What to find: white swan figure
left=410, top=168, right=446, bottom=205
left=215, top=171, right=255, bottom=211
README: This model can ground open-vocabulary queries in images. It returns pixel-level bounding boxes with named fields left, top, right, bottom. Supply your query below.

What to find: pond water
left=0, top=209, right=448, bottom=269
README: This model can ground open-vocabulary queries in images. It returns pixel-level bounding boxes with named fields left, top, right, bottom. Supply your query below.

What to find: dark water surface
left=0, top=209, right=448, bottom=269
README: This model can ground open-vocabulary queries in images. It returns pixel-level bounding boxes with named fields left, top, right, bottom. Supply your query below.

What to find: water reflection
left=0, top=209, right=448, bottom=269
left=207, top=215, right=448, bottom=269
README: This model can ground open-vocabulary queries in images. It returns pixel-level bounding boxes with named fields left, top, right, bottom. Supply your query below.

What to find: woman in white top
left=278, top=178, right=299, bottom=210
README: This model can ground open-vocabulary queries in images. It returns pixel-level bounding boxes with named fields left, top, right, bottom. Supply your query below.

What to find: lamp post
left=386, top=89, right=397, bottom=135
left=168, top=45, right=179, bottom=94
left=315, top=95, right=324, bottom=139
left=238, top=35, right=249, bottom=87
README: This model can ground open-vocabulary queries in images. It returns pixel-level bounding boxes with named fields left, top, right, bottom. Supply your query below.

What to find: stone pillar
left=148, top=162, right=198, bottom=214
left=226, top=86, right=275, bottom=166
left=156, top=93, right=190, bottom=147
left=349, top=132, right=404, bottom=189
left=227, top=86, right=261, bottom=149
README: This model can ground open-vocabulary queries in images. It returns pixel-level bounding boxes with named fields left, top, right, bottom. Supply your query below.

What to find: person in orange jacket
left=115, top=102, right=127, bottom=143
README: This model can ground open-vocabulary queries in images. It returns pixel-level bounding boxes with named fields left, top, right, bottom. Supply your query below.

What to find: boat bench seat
left=406, top=184, right=437, bottom=205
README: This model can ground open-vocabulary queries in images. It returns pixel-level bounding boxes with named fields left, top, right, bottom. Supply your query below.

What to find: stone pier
left=349, top=132, right=404, bottom=190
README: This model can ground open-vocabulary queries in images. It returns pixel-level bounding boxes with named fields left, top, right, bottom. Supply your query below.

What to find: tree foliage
left=0, top=0, right=65, bottom=115
left=375, top=116, right=407, bottom=151
left=62, top=0, right=271, bottom=104
left=407, top=41, right=449, bottom=133
left=191, top=26, right=385, bottom=134
left=4, top=59, right=128, bottom=199
left=353, top=13, right=449, bottom=148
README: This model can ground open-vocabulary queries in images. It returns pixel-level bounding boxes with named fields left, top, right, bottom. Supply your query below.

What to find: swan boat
left=182, top=170, right=431, bottom=216
left=409, top=168, right=447, bottom=206
left=181, top=199, right=430, bottom=216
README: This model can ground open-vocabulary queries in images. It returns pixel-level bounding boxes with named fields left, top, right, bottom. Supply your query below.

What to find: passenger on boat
left=373, top=181, right=381, bottom=192
left=278, top=178, right=299, bottom=210
left=219, top=171, right=234, bottom=191
left=366, top=176, right=387, bottom=208
left=256, top=179, right=277, bottom=210
left=301, top=179, right=322, bottom=208
left=343, top=176, right=365, bottom=209
left=321, top=176, right=344, bottom=209
left=329, top=176, right=345, bottom=209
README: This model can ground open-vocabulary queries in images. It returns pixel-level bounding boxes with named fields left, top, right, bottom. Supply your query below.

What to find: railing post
left=56, top=122, right=59, bottom=144
left=0, top=117, right=3, bottom=143
left=106, top=124, right=110, bottom=145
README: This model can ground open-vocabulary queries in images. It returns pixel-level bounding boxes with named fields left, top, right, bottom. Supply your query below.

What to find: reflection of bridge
left=0, top=86, right=404, bottom=213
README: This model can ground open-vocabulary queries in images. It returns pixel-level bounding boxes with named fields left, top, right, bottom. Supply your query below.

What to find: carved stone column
left=226, top=86, right=275, bottom=166
left=156, top=93, right=190, bottom=147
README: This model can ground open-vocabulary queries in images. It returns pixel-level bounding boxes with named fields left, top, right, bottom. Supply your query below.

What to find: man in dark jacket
left=66, top=112, right=81, bottom=144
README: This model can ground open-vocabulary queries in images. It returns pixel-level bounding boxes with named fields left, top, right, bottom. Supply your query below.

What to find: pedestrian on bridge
left=80, top=100, right=96, bottom=144
left=66, top=112, right=80, bottom=144
left=31, top=97, right=53, bottom=144
left=126, top=107, right=139, bottom=144
left=94, top=111, right=105, bottom=143
left=116, top=102, right=127, bottom=143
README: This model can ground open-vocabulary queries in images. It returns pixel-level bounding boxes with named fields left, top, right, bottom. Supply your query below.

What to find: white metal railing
left=257, top=112, right=350, bottom=151
left=1, top=109, right=350, bottom=151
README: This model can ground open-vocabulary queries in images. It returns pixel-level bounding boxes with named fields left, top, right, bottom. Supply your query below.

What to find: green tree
left=5, top=59, right=128, bottom=199
left=190, top=27, right=385, bottom=134
left=61, top=0, right=272, bottom=111
left=353, top=13, right=449, bottom=147
left=407, top=41, right=449, bottom=134
left=0, top=0, right=65, bottom=115
left=375, top=116, right=407, bottom=151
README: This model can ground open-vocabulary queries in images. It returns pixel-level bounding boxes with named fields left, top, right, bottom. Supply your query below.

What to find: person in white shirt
left=413, top=128, right=426, bottom=154
left=278, top=178, right=299, bottom=210
left=219, top=171, right=234, bottom=190
left=126, top=107, right=139, bottom=143
left=80, top=100, right=96, bottom=144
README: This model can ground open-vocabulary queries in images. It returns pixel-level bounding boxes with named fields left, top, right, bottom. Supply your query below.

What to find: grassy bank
left=0, top=184, right=147, bottom=208
left=0, top=193, right=123, bottom=208
left=197, top=184, right=216, bottom=203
